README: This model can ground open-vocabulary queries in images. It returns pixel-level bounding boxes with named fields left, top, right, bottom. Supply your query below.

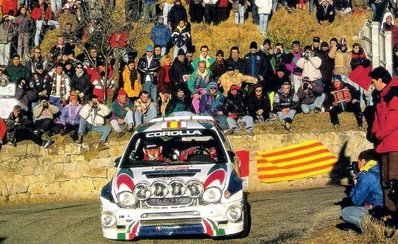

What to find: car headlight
left=186, top=180, right=204, bottom=198
left=101, top=210, right=117, bottom=228
left=226, top=205, right=242, bottom=222
left=202, top=187, right=222, bottom=203
left=117, top=191, right=136, bottom=207
left=169, top=180, right=186, bottom=197
left=151, top=181, right=168, bottom=198
left=133, top=183, right=151, bottom=200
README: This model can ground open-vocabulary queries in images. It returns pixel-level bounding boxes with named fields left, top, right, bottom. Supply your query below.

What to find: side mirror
left=114, top=156, right=121, bottom=167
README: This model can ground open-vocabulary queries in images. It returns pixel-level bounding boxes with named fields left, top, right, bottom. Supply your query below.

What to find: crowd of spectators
left=0, top=0, right=397, bottom=149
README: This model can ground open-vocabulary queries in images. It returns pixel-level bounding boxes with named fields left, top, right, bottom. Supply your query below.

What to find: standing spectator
left=341, top=149, right=383, bottom=231
left=329, top=75, right=363, bottom=128
left=142, top=0, right=157, bottom=22
left=70, top=63, right=93, bottom=104
left=243, top=41, right=266, bottom=94
left=199, top=82, right=227, bottom=129
left=296, top=46, right=322, bottom=93
left=6, top=105, right=51, bottom=147
left=134, top=90, right=158, bottom=126
left=50, top=0, right=63, bottom=16
left=76, top=95, right=111, bottom=150
left=169, top=49, right=192, bottom=93
left=285, top=41, right=303, bottom=93
left=188, top=0, right=204, bottom=23
left=31, top=0, right=57, bottom=47
left=2, top=0, right=17, bottom=16
left=192, top=45, right=215, bottom=69
left=218, top=65, right=258, bottom=96
left=137, top=45, right=161, bottom=103
left=188, top=60, right=212, bottom=113
left=225, top=46, right=245, bottom=73
left=318, top=41, right=336, bottom=110
left=223, top=84, right=254, bottom=135
left=369, top=67, right=398, bottom=221
left=110, top=88, right=135, bottom=133
left=216, top=0, right=229, bottom=24
left=150, top=15, right=171, bottom=56
left=204, top=0, right=218, bottom=25
left=26, top=47, right=47, bottom=74
left=60, top=91, right=82, bottom=141
left=167, top=0, right=188, bottom=31
left=171, top=20, right=191, bottom=59
left=255, top=0, right=272, bottom=36
left=296, top=76, right=325, bottom=114
left=273, top=82, right=299, bottom=130
left=383, top=13, right=398, bottom=47
left=44, top=63, right=71, bottom=110
left=316, top=0, right=335, bottom=24
left=210, top=50, right=227, bottom=82
left=0, top=13, right=15, bottom=67
left=247, top=84, right=271, bottom=122
left=14, top=5, right=33, bottom=61
left=161, top=0, right=174, bottom=24
left=233, top=0, right=247, bottom=24
left=122, top=59, right=142, bottom=102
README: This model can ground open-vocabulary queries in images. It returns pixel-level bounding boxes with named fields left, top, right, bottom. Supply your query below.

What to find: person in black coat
left=225, top=46, right=245, bottom=73
left=167, top=0, right=188, bottom=31
left=210, top=50, right=227, bottom=82
left=247, top=84, right=271, bottom=122
left=69, top=64, right=93, bottom=104
left=169, top=51, right=193, bottom=93
left=165, top=84, right=194, bottom=116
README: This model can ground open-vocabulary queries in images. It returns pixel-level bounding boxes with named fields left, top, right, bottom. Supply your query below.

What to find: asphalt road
left=0, top=186, right=347, bottom=244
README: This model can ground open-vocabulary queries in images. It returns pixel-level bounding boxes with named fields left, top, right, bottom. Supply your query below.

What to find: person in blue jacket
left=150, top=15, right=171, bottom=56
left=341, top=149, right=383, bottom=230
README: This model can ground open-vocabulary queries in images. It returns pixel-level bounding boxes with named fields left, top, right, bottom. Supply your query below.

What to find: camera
left=344, top=161, right=360, bottom=176
left=43, top=101, right=49, bottom=109
left=303, top=51, right=312, bottom=59
left=302, top=82, right=310, bottom=90
left=92, top=101, right=98, bottom=107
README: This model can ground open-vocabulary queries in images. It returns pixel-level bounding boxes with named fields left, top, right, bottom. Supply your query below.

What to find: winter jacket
left=5, top=64, right=31, bottom=84
left=192, top=55, right=215, bottom=69
left=255, top=0, right=272, bottom=14
left=0, top=18, right=14, bottom=44
left=218, top=70, right=257, bottom=96
left=225, top=57, right=245, bottom=73
left=247, top=93, right=271, bottom=119
left=350, top=50, right=368, bottom=70
left=199, top=91, right=225, bottom=117
left=168, top=5, right=188, bottom=24
left=169, top=58, right=193, bottom=93
left=223, top=90, right=249, bottom=117
left=33, top=102, right=59, bottom=120
left=296, top=56, right=322, bottom=81
left=31, top=3, right=52, bottom=21
left=137, top=54, right=160, bottom=84
left=210, top=59, right=227, bottom=81
left=333, top=50, right=352, bottom=76
left=372, top=77, right=398, bottom=153
left=171, top=25, right=191, bottom=48
left=350, top=162, right=383, bottom=207
left=110, top=98, right=134, bottom=120
left=70, top=72, right=93, bottom=103
left=14, top=14, right=33, bottom=33
left=188, top=67, right=212, bottom=94
left=243, top=52, right=266, bottom=78
left=273, top=89, right=300, bottom=112
left=60, top=103, right=82, bottom=125
left=86, top=66, right=114, bottom=102
left=150, top=23, right=171, bottom=47
left=79, top=103, right=110, bottom=126
left=296, top=79, right=324, bottom=105
left=122, top=66, right=142, bottom=98
left=285, top=51, right=302, bottom=75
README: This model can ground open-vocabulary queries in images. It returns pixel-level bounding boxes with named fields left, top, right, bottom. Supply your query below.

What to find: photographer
left=341, top=149, right=383, bottom=230
left=296, top=76, right=325, bottom=114
left=76, top=95, right=111, bottom=150
left=33, top=98, right=62, bottom=141
left=296, top=46, right=322, bottom=94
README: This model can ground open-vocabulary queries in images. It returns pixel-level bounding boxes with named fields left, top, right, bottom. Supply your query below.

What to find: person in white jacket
left=255, top=0, right=272, bottom=35
left=76, top=95, right=111, bottom=150
left=295, top=45, right=322, bottom=93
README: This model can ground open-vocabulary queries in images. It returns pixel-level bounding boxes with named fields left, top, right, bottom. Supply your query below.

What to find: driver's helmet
left=143, top=143, right=163, bottom=161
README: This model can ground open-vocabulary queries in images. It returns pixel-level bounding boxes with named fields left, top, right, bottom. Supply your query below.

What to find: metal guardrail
left=359, top=19, right=393, bottom=75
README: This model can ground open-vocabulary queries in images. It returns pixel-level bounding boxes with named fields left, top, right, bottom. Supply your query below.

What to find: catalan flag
left=256, top=140, right=337, bottom=183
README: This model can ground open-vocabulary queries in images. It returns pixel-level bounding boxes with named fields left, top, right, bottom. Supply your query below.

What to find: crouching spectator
left=274, top=82, right=300, bottom=130
left=341, top=149, right=383, bottom=231
left=110, top=88, right=135, bottom=134
left=134, top=90, right=158, bottom=126
left=76, top=95, right=111, bottom=150
left=330, top=75, right=363, bottom=128
left=6, top=105, right=52, bottom=148
left=33, top=98, right=63, bottom=145
left=223, top=84, right=254, bottom=136
left=247, top=84, right=271, bottom=123
left=166, top=84, right=194, bottom=116
left=199, top=82, right=227, bottom=129
left=60, top=91, right=82, bottom=141
left=297, top=76, right=325, bottom=114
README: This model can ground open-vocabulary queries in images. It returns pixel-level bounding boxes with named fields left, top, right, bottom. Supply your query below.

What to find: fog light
left=102, top=211, right=117, bottom=228
left=226, top=205, right=242, bottom=222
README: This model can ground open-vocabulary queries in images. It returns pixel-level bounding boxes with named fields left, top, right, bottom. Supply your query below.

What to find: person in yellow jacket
left=218, top=66, right=258, bottom=96
left=122, top=60, right=142, bottom=101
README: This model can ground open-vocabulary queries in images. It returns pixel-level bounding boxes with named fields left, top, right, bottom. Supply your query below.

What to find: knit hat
left=313, top=36, right=320, bottom=43
left=249, top=41, right=258, bottom=49
left=177, top=48, right=185, bottom=56
left=230, top=84, right=240, bottom=91
left=321, top=41, right=329, bottom=48
left=227, top=65, right=234, bottom=71
left=117, top=88, right=127, bottom=96
left=332, top=75, right=343, bottom=82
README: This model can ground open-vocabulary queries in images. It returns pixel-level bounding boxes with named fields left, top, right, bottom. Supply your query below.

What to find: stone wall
left=0, top=131, right=372, bottom=204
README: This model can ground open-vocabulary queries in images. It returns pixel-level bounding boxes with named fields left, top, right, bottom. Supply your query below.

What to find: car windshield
left=120, top=129, right=227, bottom=167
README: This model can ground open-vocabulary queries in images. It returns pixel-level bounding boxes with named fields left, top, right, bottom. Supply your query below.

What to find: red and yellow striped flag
left=256, top=140, right=337, bottom=183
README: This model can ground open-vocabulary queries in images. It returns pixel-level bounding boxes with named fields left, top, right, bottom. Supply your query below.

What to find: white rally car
left=100, top=114, right=249, bottom=240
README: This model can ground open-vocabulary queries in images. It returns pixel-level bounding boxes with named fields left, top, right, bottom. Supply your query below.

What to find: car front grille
left=140, top=218, right=202, bottom=226
left=146, top=197, right=192, bottom=207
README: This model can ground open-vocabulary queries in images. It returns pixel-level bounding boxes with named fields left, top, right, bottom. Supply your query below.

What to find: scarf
left=164, top=65, right=171, bottom=83
left=129, top=69, right=138, bottom=90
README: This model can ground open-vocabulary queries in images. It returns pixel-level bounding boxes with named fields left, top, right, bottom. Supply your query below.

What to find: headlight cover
left=133, top=183, right=151, bottom=200
left=202, top=187, right=222, bottom=203
left=186, top=180, right=204, bottom=198
left=226, top=205, right=242, bottom=222
left=117, top=191, right=136, bottom=207
left=151, top=181, right=168, bottom=198
left=169, top=180, right=186, bottom=197
left=101, top=210, right=117, bottom=228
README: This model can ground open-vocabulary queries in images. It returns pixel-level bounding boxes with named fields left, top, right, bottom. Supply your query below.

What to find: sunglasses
left=186, top=55, right=192, bottom=57
left=76, top=67, right=83, bottom=69
left=146, top=50, right=153, bottom=52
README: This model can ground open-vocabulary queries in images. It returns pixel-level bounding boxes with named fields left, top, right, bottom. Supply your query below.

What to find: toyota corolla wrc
left=100, top=114, right=249, bottom=240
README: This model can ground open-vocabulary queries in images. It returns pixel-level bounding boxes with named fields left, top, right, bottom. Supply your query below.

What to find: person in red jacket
left=0, top=117, right=6, bottom=145
left=30, top=0, right=58, bottom=47
left=369, top=66, right=398, bottom=221
left=1, top=0, right=17, bottom=16
left=86, top=62, right=114, bottom=102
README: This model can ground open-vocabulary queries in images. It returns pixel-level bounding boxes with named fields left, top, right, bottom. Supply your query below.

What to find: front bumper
left=101, top=199, right=245, bottom=240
